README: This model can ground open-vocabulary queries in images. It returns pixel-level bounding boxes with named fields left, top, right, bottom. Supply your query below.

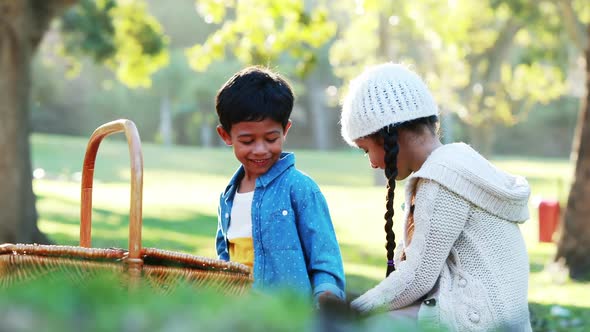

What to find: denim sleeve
left=295, top=189, right=346, bottom=300
left=216, top=200, right=229, bottom=261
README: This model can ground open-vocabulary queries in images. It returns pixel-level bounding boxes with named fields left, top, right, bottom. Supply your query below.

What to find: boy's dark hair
left=215, top=66, right=294, bottom=132
left=371, top=115, right=439, bottom=277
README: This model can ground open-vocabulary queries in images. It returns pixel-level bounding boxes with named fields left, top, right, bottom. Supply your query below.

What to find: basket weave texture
left=0, top=119, right=252, bottom=294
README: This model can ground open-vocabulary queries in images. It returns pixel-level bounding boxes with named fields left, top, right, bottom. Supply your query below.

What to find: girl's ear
left=283, top=120, right=292, bottom=138
left=216, top=125, right=232, bottom=146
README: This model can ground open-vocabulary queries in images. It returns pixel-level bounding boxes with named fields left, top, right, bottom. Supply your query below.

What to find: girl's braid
left=379, top=124, right=399, bottom=277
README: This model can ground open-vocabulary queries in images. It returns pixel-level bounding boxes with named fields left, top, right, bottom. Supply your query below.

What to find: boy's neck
left=238, top=176, right=256, bottom=193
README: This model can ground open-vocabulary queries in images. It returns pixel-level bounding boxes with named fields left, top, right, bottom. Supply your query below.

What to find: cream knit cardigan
left=351, top=143, right=532, bottom=331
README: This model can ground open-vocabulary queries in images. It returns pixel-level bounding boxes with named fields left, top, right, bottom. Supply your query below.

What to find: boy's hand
left=317, top=291, right=360, bottom=318
left=318, top=291, right=342, bottom=305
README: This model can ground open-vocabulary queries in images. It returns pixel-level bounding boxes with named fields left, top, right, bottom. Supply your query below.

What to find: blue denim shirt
left=216, top=152, right=346, bottom=300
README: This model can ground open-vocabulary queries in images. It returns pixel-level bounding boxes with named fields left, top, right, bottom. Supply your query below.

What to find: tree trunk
left=199, top=101, right=214, bottom=147
left=555, top=24, right=590, bottom=280
left=306, top=73, right=331, bottom=150
left=0, top=0, right=75, bottom=244
left=440, top=111, right=455, bottom=144
left=159, top=92, right=173, bottom=147
left=468, top=122, right=495, bottom=157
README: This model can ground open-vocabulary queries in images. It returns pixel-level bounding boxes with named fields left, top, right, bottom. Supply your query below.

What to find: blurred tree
left=0, top=0, right=167, bottom=243
left=329, top=0, right=567, bottom=155
left=146, top=0, right=221, bottom=147
left=1, top=0, right=340, bottom=243
left=59, top=0, right=168, bottom=87
left=152, top=50, right=188, bottom=147
left=492, top=97, right=579, bottom=157
left=1, top=0, right=76, bottom=244
left=302, top=44, right=338, bottom=150
left=555, top=0, right=590, bottom=280
left=185, top=0, right=336, bottom=76
left=150, top=49, right=241, bottom=147
left=185, top=0, right=338, bottom=150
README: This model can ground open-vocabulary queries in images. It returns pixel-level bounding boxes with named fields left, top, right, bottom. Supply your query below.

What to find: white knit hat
left=340, top=63, right=439, bottom=146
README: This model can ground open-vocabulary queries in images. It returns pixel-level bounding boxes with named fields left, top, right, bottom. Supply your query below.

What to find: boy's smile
left=217, top=119, right=291, bottom=186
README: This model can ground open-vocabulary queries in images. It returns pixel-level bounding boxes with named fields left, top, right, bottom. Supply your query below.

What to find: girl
left=340, top=63, right=532, bottom=331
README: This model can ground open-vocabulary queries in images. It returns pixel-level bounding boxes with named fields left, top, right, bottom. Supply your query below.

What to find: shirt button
left=282, top=210, right=288, bottom=216
left=423, top=299, right=436, bottom=306
left=225, top=213, right=229, bottom=218
left=458, top=278, right=467, bottom=287
left=469, top=312, right=480, bottom=323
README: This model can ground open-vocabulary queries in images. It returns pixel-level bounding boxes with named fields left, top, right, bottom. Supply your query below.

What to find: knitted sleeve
left=351, top=179, right=471, bottom=312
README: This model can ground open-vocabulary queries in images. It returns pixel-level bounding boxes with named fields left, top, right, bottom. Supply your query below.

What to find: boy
left=214, top=66, right=345, bottom=302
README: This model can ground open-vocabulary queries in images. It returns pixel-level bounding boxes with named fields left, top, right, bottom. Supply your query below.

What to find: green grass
left=0, top=273, right=316, bottom=332
left=28, top=133, right=588, bottom=331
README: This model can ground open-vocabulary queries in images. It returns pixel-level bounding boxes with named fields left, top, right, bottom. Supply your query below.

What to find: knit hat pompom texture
left=341, top=63, right=439, bottom=146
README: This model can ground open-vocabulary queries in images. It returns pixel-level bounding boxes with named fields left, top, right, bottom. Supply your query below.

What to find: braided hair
left=379, top=124, right=399, bottom=277
left=373, top=115, right=439, bottom=277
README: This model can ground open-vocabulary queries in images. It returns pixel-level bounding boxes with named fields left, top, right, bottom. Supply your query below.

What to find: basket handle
left=80, top=119, right=143, bottom=266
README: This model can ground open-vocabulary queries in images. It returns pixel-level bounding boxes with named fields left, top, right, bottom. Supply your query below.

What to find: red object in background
left=538, top=200, right=560, bottom=243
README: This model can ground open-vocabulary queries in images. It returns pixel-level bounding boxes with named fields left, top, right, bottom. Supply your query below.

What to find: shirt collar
left=224, top=152, right=295, bottom=195
left=256, top=152, right=294, bottom=187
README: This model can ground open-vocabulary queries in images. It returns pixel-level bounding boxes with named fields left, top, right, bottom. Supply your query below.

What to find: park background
left=1, top=0, right=589, bottom=331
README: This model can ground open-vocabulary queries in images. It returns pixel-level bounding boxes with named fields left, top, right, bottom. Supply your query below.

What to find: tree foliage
left=328, top=0, right=569, bottom=151
left=59, top=0, right=169, bottom=87
left=5, top=0, right=589, bottom=245
left=186, top=0, right=336, bottom=77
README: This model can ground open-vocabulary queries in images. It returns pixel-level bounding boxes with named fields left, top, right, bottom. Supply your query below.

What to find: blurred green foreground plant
left=0, top=272, right=428, bottom=332
left=0, top=272, right=310, bottom=332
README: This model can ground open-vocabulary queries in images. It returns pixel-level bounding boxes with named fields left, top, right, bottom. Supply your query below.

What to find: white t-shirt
left=227, top=191, right=254, bottom=240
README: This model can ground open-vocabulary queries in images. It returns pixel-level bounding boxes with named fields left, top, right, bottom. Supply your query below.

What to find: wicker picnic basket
left=0, top=119, right=252, bottom=294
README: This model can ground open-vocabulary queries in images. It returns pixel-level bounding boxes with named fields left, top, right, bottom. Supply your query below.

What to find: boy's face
left=217, top=119, right=291, bottom=180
